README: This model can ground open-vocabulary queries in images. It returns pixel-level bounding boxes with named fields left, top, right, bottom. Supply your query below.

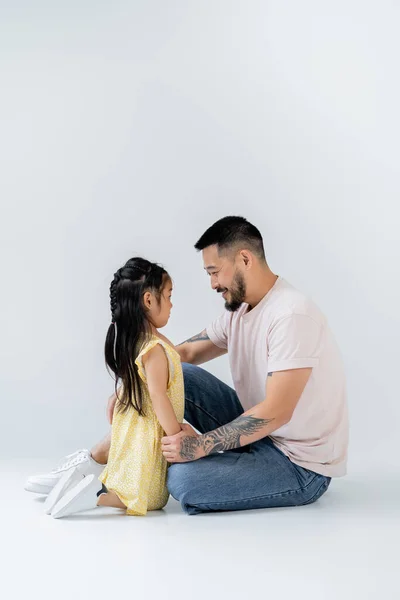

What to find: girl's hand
left=161, top=424, right=204, bottom=463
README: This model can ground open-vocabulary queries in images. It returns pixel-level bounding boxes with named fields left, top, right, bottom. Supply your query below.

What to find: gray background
left=1, top=0, right=399, bottom=470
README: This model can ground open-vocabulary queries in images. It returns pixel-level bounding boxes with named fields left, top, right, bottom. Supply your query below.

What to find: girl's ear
left=143, top=291, right=152, bottom=309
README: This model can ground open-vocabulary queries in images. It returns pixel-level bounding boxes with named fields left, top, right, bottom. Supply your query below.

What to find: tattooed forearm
left=178, top=414, right=275, bottom=460
left=177, top=329, right=210, bottom=346
left=201, top=415, right=274, bottom=453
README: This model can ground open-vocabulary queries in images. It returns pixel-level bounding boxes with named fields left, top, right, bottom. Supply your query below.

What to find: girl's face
left=144, top=280, right=173, bottom=329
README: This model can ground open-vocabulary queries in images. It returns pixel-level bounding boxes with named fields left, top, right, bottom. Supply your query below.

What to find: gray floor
left=2, top=459, right=399, bottom=600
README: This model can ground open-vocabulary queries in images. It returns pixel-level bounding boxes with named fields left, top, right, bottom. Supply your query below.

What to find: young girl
left=47, top=257, right=185, bottom=518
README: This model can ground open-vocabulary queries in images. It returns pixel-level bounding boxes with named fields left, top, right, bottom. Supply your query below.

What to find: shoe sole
left=24, top=482, right=53, bottom=495
left=44, top=468, right=83, bottom=515
left=51, top=474, right=96, bottom=519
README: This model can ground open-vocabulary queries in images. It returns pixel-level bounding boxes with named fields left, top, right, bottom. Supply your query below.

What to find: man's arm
left=161, top=368, right=312, bottom=462
left=175, top=329, right=227, bottom=365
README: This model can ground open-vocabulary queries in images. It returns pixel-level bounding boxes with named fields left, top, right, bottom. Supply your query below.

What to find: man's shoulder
left=267, top=278, right=326, bottom=325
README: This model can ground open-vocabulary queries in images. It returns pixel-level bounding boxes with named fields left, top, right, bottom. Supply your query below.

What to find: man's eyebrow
left=204, top=265, right=217, bottom=271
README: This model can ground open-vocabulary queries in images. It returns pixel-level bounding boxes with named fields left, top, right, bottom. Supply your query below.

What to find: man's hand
left=106, top=393, right=117, bottom=425
left=161, top=423, right=204, bottom=463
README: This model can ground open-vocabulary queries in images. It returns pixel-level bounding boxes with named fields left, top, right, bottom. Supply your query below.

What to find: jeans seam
left=301, top=478, right=330, bottom=505
left=189, top=473, right=325, bottom=508
left=185, top=397, right=225, bottom=428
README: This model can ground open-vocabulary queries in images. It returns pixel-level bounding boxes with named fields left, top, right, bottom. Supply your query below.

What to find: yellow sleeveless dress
left=99, top=336, right=184, bottom=516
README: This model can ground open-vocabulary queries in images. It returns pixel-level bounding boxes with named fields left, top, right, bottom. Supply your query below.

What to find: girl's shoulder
left=137, top=335, right=159, bottom=356
left=137, top=334, right=176, bottom=358
left=135, top=335, right=181, bottom=387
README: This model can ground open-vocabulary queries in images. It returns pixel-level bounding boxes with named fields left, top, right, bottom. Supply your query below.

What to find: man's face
left=202, top=245, right=247, bottom=312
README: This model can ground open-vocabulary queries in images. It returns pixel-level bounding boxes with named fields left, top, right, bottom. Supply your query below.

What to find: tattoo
left=268, top=372, right=273, bottom=377
left=177, top=329, right=210, bottom=346
left=179, top=414, right=275, bottom=460
left=179, top=436, right=202, bottom=461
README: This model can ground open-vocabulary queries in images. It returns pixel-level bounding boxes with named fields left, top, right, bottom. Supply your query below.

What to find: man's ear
left=239, top=250, right=252, bottom=268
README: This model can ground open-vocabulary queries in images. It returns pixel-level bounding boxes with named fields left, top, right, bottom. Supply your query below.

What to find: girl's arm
left=142, top=345, right=182, bottom=436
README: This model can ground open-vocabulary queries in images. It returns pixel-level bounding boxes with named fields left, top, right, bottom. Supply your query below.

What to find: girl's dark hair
left=104, top=257, right=170, bottom=417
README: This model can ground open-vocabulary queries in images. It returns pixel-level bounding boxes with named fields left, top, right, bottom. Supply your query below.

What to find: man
left=26, top=216, right=348, bottom=515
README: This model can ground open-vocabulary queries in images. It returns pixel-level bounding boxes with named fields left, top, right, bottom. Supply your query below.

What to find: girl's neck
left=150, top=327, right=174, bottom=348
left=150, top=324, right=159, bottom=336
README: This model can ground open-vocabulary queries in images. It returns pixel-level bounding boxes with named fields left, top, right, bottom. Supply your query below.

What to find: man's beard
left=218, top=271, right=246, bottom=312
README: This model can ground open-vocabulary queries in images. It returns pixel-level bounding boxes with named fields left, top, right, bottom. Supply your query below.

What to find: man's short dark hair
left=194, top=216, right=266, bottom=260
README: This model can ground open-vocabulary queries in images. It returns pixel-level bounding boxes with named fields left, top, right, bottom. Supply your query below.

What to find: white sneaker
left=51, top=474, right=105, bottom=519
left=43, top=468, right=81, bottom=515
left=24, top=449, right=105, bottom=495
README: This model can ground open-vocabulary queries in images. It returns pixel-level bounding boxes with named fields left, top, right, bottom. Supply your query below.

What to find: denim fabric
left=167, top=363, right=331, bottom=515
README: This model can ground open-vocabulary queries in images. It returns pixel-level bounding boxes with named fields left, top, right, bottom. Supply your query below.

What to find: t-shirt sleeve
left=206, top=312, right=230, bottom=350
left=267, top=314, right=323, bottom=372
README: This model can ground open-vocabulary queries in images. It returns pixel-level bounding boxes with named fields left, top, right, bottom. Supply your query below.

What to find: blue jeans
left=167, top=363, right=331, bottom=515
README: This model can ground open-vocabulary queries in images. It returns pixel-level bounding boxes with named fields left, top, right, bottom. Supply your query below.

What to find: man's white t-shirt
left=206, top=276, right=348, bottom=477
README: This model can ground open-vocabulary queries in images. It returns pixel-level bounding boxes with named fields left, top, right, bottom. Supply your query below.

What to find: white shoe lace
left=52, top=449, right=90, bottom=473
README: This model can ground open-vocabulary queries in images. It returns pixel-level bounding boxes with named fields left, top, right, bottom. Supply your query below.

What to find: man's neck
left=245, top=270, right=279, bottom=311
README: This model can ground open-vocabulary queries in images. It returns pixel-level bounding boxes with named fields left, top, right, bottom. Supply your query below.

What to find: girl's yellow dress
left=99, top=336, right=184, bottom=515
